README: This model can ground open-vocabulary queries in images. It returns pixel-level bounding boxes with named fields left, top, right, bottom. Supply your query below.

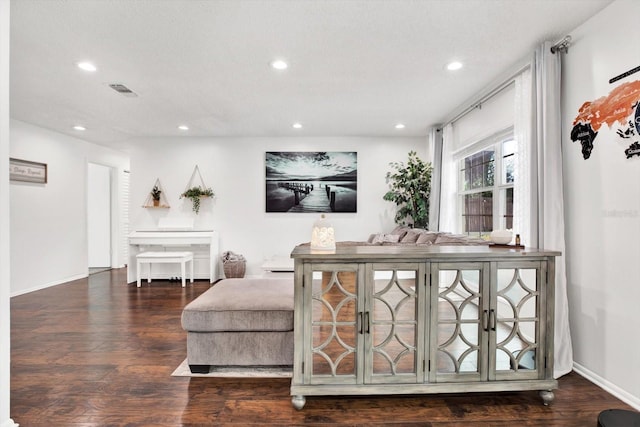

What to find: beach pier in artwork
left=279, top=182, right=335, bottom=212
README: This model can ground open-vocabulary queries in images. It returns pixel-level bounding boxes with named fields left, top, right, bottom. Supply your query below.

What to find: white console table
left=128, top=230, right=219, bottom=284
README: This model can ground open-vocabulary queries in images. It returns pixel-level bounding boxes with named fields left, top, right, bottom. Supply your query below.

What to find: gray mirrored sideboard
left=289, top=244, right=560, bottom=410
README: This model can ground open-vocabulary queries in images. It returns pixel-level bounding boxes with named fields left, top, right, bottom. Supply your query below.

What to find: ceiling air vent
left=108, top=83, right=138, bottom=97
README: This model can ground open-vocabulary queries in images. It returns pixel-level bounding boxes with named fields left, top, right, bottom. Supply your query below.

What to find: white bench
left=136, top=251, right=194, bottom=288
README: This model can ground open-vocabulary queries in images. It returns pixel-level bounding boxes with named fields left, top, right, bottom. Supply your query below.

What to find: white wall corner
left=10, top=273, right=88, bottom=298
left=573, top=363, right=640, bottom=411
left=9, top=120, right=129, bottom=294
left=562, top=0, right=640, bottom=409
left=1, top=419, right=19, bottom=427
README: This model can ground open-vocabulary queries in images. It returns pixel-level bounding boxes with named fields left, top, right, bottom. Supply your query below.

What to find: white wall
left=562, top=0, right=640, bottom=408
left=10, top=120, right=129, bottom=296
left=129, top=136, right=427, bottom=276
left=9, top=126, right=427, bottom=288
left=0, top=1, right=15, bottom=425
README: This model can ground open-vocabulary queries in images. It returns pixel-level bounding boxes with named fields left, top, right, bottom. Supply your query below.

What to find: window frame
left=455, top=127, right=515, bottom=238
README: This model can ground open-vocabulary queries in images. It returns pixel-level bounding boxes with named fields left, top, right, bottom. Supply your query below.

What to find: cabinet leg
left=540, top=389, right=555, bottom=405
left=291, top=395, right=306, bottom=410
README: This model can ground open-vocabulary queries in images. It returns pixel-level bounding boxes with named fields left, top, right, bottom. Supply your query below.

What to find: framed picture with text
left=10, top=158, right=48, bottom=184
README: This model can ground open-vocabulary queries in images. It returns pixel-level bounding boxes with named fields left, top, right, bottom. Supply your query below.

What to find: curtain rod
left=440, top=37, right=568, bottom=129
left=442, top=79, right=516, bottom=128
left=550, top=35, right=572, bottom=54
left=439, top=58, right=531, bottom=129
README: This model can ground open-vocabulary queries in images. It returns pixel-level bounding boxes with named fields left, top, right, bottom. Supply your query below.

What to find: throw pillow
left=372, top=233, right=401, bottom=244
left=434, top=234, right=468, bottom=245
left=390, top=225, right=410, bottom=240
left=416, top=231, right=439, bottom=245
left=401, top=228, right=423, bottom=243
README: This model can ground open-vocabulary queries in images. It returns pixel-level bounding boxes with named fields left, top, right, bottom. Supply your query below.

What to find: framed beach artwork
left=265, top=151, right=357, bottom=213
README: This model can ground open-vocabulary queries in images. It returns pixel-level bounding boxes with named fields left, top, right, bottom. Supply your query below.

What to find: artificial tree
left=383, top=150, right=433, bottom=229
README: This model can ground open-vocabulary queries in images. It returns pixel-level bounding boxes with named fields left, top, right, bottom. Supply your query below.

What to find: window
left=458, top=131, right=515, bottom=239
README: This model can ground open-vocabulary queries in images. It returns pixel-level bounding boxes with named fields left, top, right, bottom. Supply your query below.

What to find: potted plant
left=180, top=186, right=214, bottom=214
left=383, top=151, right=433, bottom=229
left=151, top=185, right=162, bottom=207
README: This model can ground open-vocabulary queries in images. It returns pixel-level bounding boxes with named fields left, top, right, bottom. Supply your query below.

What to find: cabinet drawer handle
left=357, top=312, right=363, bottom=334
left=482, top=310, right=489, bottom=332
left=490, top=309, right=497, bottom=331
left=365, top=311, right=370, bottom=334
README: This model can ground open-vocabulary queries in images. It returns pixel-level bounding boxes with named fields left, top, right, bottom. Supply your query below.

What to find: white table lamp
left=310, top=214, right=336, bottom=251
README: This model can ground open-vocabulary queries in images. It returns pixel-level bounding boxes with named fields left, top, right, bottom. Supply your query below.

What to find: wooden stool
left=136, top=251, right=194, bottom=288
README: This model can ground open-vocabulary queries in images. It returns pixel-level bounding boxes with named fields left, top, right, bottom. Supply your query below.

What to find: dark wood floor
left=10, top=268, right=635, bottom=426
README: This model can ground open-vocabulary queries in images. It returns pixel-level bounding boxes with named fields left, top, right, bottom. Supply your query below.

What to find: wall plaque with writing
left=10, top=158, right=47, bottom=183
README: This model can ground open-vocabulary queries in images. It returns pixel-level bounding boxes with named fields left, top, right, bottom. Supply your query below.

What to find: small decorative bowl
left=490, top=230, right=513, bottom=244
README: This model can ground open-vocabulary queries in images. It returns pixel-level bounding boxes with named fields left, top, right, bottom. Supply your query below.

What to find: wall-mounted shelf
left=182, top=165, right=211, bottom=194
left=181, top=165, right=214, bottom=214
left=142, top=178, right=170, bottom=208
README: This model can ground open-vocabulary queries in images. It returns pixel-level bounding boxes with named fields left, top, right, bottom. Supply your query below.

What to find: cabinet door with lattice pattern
left=365, top=263, right=425, bottom=384
left=430, top=262, right=489, bottom=383
left=304, top=264, right=363, bottom=385
left=491, top=261, right=546, bottom=381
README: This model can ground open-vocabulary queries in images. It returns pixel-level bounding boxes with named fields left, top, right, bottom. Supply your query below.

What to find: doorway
left=88, top=163, right=112, bottom=274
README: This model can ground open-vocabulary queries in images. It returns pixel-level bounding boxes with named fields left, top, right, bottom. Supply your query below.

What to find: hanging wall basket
left=180, top=165, right=214, bottom=214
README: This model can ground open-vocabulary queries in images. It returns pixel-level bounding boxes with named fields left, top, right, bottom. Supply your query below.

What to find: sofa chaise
left=181, top=277, right=294, bottom=373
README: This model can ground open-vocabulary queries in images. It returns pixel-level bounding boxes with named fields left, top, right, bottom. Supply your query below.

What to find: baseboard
left=1, top=418, right=20, bottom=427
left=573, top=362, right=640, bottom=410
left=10, top=273, right=88, bottom=297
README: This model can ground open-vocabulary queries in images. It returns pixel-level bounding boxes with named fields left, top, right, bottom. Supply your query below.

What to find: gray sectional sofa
left=366, top=226, right=490, bottom=246
left=180, top=227, right=487, bottom=373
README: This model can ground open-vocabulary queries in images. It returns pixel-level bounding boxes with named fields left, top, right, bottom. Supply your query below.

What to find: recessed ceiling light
left=292, top=123, right=302, bottom=129
left=76, top=62, right=97, bottom=72
left=395, top=123, right=406, bottom=129
left=447, top=61, right=463, bottom=71
left=178, top=125, right=189, bottom=131
left=271, top=59, right=288, bottom=70
left=73, top=125, right=86, bottom=131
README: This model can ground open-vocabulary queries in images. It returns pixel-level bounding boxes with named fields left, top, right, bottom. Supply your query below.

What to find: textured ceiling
left=10, top=0, right=614, bottom=150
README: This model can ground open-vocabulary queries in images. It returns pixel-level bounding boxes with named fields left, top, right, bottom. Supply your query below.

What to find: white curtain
left=438, top=124, right=457, bottom=233
left=513, top=68, right=533, bottom=248
left=529, top=42, right=573, bottom=378
left=427, top=128, right=442, bottom=231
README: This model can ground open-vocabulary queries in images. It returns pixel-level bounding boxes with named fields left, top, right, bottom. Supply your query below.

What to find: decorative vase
left=153, top=199, right=160, bottom=207
left=490, top=230, right=513, bottom=244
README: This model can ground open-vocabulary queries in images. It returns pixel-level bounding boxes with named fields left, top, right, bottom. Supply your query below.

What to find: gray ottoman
left=181, top=277, right=294, bottom=373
